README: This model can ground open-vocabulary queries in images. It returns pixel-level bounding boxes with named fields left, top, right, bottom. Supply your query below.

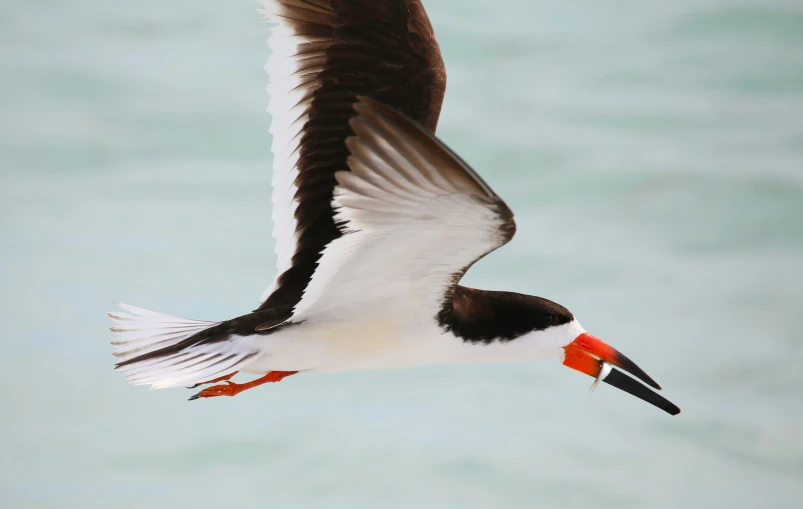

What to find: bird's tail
left=108, top=303, right=257, bottom=389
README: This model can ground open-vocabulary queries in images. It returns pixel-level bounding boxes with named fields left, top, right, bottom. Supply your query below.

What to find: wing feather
left=290, top=98, right=515, bottom=320
left=258, top=0, right=446, bottom=312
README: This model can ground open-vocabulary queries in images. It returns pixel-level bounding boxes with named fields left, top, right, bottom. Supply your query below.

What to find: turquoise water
left=2, top=0, right=802, bottom=507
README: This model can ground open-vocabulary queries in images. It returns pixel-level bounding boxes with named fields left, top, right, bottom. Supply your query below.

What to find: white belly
left=236, top=310, right=574, bottom=375
left=239, top=312, right=446, bottom=373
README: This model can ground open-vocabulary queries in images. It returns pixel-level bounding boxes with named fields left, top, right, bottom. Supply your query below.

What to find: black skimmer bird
left=110, top=0, right=680, bottom=416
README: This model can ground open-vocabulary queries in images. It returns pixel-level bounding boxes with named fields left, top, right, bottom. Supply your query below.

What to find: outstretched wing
left=290, top=97, right=516, bottom=320
left=258, top=0, right=446, bottom=312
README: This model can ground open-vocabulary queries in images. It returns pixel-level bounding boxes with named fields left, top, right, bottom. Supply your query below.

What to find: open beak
left=563, top=333, right=680, bottom=415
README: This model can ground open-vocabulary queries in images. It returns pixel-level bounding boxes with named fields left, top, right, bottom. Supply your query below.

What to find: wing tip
left=347, top=96, right=505, bottom=202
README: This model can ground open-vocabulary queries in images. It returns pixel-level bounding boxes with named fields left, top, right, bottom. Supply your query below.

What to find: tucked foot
left=186, top=371, right=239, bottom=389
left=188, top=381, right=238, bottom=400
left=188, top=371, right=298, bottom=401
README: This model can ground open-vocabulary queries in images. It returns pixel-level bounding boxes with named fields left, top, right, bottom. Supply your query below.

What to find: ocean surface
left=1, top=1, right=802, bottom=507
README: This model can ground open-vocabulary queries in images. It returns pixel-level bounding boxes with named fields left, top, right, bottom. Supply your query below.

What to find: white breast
left=238, top=315, right=585, bottom=374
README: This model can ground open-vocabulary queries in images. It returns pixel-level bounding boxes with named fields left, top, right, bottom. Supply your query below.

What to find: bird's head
left=447, top=289, right=679, bottom=415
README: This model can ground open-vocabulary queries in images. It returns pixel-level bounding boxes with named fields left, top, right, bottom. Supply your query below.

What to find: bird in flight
left=110, top=0, right=679, bottom=415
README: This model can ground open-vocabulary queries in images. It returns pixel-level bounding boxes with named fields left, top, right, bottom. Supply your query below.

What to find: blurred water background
left=2, top=0, right=802, bottom=507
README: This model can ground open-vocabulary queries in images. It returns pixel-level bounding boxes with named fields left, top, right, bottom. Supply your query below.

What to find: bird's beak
left=563, top=333, right=680, bottom=415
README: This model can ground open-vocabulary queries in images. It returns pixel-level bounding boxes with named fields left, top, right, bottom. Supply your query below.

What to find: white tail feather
left=109, top=304, right=217, bottom=362
left=109, top=304, right=259, bottom=389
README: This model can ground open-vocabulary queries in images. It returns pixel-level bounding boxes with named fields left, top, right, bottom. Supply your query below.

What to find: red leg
left=189, top=371, right=298, bottom=400
left=187, top=371, right=239, bottom=389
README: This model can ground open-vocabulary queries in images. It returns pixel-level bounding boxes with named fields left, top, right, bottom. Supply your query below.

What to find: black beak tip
left=604, top=368, right=680, bottom=416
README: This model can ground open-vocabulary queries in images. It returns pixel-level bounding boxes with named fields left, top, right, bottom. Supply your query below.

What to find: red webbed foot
left=188, top=371, right=298, bottom=401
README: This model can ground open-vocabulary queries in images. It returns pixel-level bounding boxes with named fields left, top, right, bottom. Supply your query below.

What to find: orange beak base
left=563, top=333, right=680, bottom=416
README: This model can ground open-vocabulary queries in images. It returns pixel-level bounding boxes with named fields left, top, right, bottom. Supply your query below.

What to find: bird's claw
left=188, top=381, right=238, bottom=401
